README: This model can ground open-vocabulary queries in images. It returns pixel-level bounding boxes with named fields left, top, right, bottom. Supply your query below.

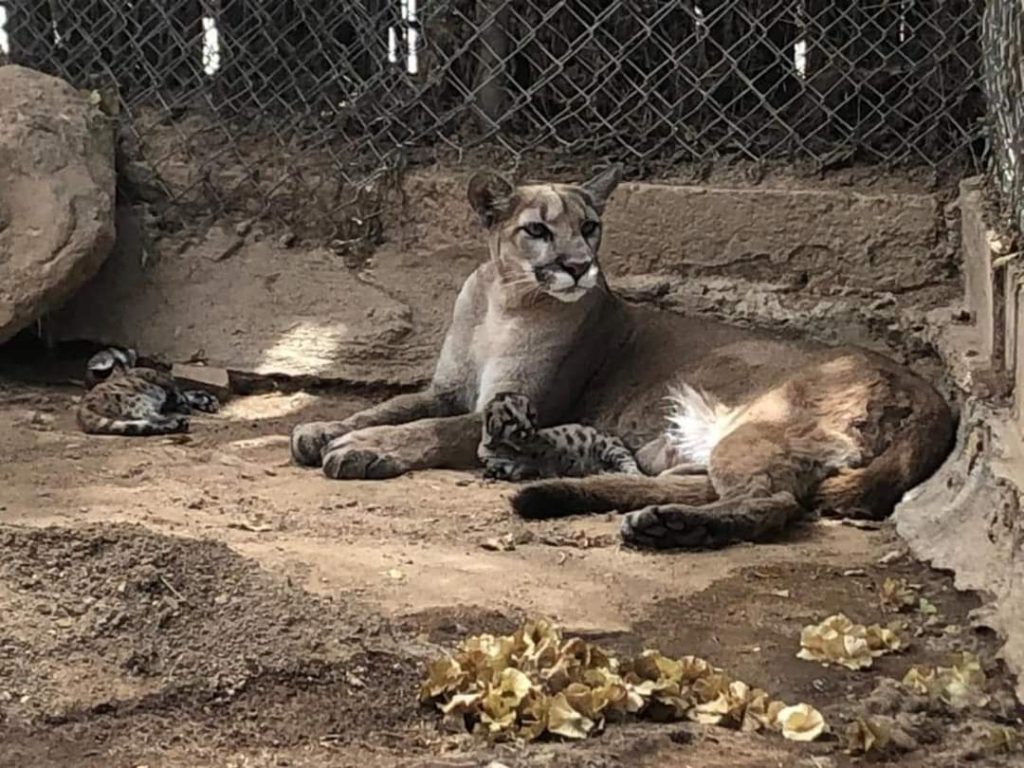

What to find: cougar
left=289, top=167, right=954, bottom=550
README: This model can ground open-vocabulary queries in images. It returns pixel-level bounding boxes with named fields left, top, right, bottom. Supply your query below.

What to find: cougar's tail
left=77, top=407, right=189, bottom=436
left=512, top=474, right=717, bottom=519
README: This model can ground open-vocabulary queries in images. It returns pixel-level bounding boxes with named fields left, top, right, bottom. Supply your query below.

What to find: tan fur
left=290, top=168, right=955, bottom=549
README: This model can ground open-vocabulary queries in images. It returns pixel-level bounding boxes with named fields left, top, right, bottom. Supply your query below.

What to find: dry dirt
left=1, top=366, right=1022, bottom=768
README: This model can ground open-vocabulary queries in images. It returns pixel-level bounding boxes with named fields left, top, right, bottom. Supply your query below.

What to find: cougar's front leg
left=290, top=390, right=457, bottom=467
left=321, top=412, right=482, bottom=480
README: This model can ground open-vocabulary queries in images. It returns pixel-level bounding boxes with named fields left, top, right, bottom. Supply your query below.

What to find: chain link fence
left=0, top=1, right=985, bottom=241
left=984, top=0, right=1023, bottom=237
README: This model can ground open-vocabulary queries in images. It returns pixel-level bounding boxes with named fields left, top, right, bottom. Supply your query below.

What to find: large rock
left=0, top=65, right=115, bottom=344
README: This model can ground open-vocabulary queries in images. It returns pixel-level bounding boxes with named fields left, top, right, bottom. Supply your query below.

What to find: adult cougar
left=290, top=168, right=954, bottom=549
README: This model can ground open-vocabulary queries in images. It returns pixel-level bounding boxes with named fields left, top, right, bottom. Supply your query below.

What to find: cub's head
left=482, top=392, right=539, bottom=450
left=85, top=347, right=137, bottom=388
left=467, top=166, right=622, bottom=303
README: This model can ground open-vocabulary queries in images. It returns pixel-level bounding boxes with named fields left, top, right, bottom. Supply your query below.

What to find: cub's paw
left=183, top=390, right=220, bottom=414
left=620, top=506, right=735, bottom=550
left=482, top=459, right=518, bottom=482
left=290, top=421, right=348, bottom=467
left=163, top=415, right=191, bottom=434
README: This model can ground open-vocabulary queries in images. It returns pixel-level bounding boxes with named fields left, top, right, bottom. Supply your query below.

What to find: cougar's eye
left=581, top=220, right=600, bottom=238
left=521, top=222, right=551, bottom=240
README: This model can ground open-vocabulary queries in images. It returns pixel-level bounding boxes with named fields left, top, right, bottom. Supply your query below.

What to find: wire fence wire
left=1, top=0, right=986, bottom=241
left=984, top=0, right=1023, bottom=238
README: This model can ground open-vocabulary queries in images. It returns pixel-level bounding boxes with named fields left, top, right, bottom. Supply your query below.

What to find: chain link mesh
left=1, top=1, right=985, bottom=240
left=984, top=0, right=1023, bottom=237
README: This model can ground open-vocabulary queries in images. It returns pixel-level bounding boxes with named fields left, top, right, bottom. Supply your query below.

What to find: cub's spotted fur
left=479, top=392, right=640, bottom=480
left=77, top=348, right=220, bottom=436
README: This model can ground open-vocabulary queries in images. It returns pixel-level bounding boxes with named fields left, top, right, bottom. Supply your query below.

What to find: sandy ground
left=1, top=375, right=1021, bottom=767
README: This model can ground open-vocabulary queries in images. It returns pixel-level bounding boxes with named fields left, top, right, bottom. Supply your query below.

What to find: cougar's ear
left=468, top=171, right=515, bottom=229
left=581, top=164, right=623, bottom=213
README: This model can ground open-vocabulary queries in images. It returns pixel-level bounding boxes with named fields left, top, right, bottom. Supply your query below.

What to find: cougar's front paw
left=321, top=432, right=409, bottom=480
left=290, top=421, right=348, bottom=467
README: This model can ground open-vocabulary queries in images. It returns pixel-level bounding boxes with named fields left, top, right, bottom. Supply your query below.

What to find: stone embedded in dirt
left=0, top=65, right=116, bottom=345
left=172, top=363, right=231, bottom=400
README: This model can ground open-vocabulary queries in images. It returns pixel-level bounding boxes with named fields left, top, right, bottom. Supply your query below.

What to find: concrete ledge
left=603, top=182, right=947, bottom=295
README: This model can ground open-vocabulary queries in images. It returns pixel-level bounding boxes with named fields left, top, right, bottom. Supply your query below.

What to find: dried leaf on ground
left=777, top=703, right=826, bottom=741
left=797, top=613, right=904, bottom=670
left=879, top=577, right=919, bottom=612
left=845, top=715, right=918, bottom=755
left=902, top=652, right=990, bottom=710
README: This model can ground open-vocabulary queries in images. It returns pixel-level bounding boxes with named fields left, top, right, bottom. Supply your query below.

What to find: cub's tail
left=512, top=474, right=716, bottom=519
left=77, top=407, right=189, bottom=436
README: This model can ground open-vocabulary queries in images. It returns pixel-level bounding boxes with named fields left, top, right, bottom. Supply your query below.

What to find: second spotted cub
left=77, top=347, right=220, bottom=436
left=479, top=392, right=641, bottom=481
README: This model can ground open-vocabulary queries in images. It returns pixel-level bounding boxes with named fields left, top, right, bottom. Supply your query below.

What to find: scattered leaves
left=845, top=715, right=918, bottom=755
left=421, top=619, right=826, bottom=743
left=879, top=578, right=919, bottom=612
left=917, top=597, right=938, bottom=616
left=981, top=724, right=1020, bottom=755
left=481, top=534, right=517, bottom=552
left=797, top=614, right=904, bottom=670
left=902, top=652, right=990, bottom=710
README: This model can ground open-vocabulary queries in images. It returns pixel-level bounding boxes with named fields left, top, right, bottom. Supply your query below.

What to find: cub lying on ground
left=479, top=392, right=641, bottom=480
left=77, top=347, right=219, bottom=436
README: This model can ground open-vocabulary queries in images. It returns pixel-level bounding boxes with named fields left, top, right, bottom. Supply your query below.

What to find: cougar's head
left=467, top=166, right=622, bottom=303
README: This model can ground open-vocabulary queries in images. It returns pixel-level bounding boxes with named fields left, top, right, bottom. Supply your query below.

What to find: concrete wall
left=50, top=171, right=957, bottom=386
left=895, top=177, right=1024, bottom=701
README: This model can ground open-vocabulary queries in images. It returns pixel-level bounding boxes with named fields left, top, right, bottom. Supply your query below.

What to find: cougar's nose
left=559, top=258, right=591, bottom=281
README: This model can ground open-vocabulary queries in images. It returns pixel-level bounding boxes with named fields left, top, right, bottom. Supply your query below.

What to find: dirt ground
left=1, top=367, right=1022, bottom=768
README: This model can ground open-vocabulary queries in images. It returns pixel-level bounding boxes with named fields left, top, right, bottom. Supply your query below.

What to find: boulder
left=0, top=65, right=116, bottom=344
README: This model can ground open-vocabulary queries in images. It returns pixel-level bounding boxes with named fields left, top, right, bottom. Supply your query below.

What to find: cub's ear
left=467, top=171, right=515, bottom=229
left=581, top=164, right=623, bottom=213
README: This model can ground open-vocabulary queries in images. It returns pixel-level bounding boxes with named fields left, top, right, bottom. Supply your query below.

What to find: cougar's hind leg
left=621, top=422, right=809, bottom=550
left=620, top=491, right=802, bottom=549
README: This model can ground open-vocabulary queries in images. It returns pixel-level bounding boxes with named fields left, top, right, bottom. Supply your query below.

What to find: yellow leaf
left=546, top=692, right=595, bottom=740
left=420, top=657, right=464, bottom=700
left=845, top=715, right=892, bottom=754
left=777, top=703, right=826, bottom=742
left=440, top=689, right=484, bottom=716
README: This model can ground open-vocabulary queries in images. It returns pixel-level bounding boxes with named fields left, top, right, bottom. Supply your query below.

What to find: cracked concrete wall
left=49, top=171, right=957, bottom=386
left=895, top=177, right=1024, bottom=701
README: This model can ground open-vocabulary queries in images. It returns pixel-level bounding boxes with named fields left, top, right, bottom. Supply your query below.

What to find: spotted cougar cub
left=479, top=392, right=641, bottom=480
left=77, top=347, right=220, bottom=436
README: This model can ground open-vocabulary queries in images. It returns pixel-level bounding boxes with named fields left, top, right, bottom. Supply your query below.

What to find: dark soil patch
left=0, top=524, right=428, bottom=764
